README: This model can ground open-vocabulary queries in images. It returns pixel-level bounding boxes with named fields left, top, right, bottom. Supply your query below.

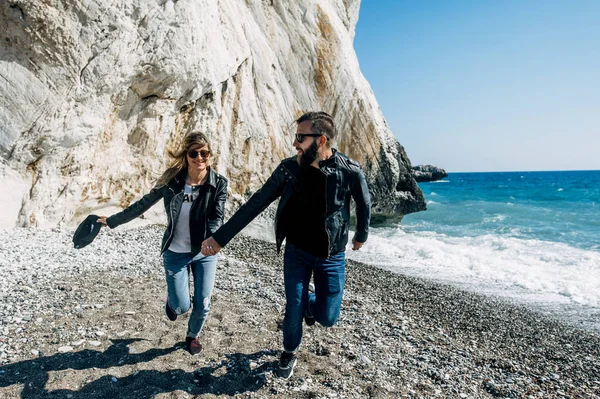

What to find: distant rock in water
left=412, top=165, right=448, bottom=182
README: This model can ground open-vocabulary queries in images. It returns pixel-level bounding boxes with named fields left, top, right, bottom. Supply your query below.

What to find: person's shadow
left=0, top=338, right=278, bottom=398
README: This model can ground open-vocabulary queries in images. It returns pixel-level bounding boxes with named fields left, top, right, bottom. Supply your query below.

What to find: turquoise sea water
left=347, top=170, right=600, bottom=331
left=403, top=171, right=600, bottom=251
left=404, top=170, right=600, bottom=251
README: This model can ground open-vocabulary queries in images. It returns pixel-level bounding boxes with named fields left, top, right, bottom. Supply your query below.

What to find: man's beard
left=298, top=140, right=319, bottom=166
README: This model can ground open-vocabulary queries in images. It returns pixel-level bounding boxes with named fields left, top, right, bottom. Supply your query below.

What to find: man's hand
left=97, top=216, right=108, bottom=226
left=352, top=239, right=364, bottom=251
left=201, top=237, right=222, bottom=256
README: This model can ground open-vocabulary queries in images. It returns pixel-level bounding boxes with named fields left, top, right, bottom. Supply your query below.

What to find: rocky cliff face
left=0, top=0, right=425, bottom=228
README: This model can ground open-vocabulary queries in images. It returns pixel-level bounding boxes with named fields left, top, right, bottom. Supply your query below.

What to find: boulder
left=411, top=165, right=448, bottom=182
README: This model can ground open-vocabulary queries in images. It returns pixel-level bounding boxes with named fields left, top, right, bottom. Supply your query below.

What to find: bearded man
left=201, top=111, right=371, bottom=379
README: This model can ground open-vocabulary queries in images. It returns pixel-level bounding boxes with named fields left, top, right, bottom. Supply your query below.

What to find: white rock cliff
left=0, top=0, right=425, bottom=229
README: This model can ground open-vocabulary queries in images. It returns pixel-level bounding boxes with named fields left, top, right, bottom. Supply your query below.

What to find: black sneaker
left=276, top=351, right=297, bottom=379
left=165, top=299, right=177, bottom=321
left=304, top=311, right=316, bottom=326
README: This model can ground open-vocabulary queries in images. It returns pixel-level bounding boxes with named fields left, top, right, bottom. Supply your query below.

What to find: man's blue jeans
left=162, top=250, right=218, bottom=338
left=282, top=243, right=346, bottom=353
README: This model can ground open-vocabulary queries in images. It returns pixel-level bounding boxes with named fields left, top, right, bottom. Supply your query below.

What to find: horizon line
left=446, top=169, right=600, bottom=174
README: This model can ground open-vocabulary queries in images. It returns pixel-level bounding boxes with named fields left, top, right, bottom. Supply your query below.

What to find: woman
left=98, top=132, right=227, bottom=355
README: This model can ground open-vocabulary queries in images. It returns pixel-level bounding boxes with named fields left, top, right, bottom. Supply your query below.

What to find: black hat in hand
left=73, top=214, right=102, bottom=249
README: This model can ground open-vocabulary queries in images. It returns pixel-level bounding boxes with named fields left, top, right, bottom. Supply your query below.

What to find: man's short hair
left=296, top=112, right=336, bottom=144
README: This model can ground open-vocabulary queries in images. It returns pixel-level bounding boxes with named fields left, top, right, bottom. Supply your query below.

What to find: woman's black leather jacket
left=106, top=167, right=228, bottom=256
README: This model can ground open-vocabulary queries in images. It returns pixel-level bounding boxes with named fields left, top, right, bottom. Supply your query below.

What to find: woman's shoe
left=185, top=337, right=202, bottom=355
left=165, top=299, right=178, bottom=321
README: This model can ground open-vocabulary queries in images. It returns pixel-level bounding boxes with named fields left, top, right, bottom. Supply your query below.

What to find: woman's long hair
left=155, top=132, right=212, bottom=187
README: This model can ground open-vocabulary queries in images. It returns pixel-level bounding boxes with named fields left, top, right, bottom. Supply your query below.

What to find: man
left=201, top=111, right=371, bottom=379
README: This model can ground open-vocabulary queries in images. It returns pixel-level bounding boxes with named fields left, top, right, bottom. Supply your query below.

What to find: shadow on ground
left=0, top=338, right=278, bottom=398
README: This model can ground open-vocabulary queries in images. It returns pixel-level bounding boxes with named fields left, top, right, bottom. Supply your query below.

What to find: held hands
left=97, top=216, right=108, bottom=226
left=352, top=239, right=364, bottom=251
left=201, top=237, right=222, bottom=256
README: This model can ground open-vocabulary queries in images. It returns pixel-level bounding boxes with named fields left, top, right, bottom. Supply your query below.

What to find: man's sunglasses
left=187, top=149, right=211, bottom=159
left=294, top=133, right=329, bottom=143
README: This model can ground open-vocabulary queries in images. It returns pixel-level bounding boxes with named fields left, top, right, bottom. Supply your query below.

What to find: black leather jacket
left=106, top=167, right=228, bottom=256
left=213, top=150, right=371, bottom=257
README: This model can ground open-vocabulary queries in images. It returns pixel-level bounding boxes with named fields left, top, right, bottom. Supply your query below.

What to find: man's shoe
left=185, top=337, right=202, bottom=355
left=276, top=351, right=297, bottom=379
left=165, top=300, right=177, bottom=321
left=304, top=311, right=316, bottom=326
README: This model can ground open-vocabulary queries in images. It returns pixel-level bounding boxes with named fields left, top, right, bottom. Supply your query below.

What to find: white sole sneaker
left=277, top=356, right=297, bottom=379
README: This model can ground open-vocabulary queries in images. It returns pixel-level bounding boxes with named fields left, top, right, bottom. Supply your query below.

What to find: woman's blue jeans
left=162, top=250, right=218, bottom=338
left=282, top=243, right=346, bottom=353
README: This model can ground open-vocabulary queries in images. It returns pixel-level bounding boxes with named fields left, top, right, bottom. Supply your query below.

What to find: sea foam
left=347, top=227, right=600, bottom=308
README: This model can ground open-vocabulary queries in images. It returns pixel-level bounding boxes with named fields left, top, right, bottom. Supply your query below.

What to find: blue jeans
left=162, top=250, right=218, bottom=338
left=282, top=243, right=346, bottom=352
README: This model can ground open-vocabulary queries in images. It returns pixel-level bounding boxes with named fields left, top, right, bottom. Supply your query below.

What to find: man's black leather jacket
left=213, top=149, right=371, bottom=257
left=106, top=167, right=228, bottom=256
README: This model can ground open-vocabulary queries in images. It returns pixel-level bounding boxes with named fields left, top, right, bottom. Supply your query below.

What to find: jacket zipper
left=324, top=168, right=330, bottom=257
left=161, top=185, right=179, bottom=253
left=203, top=186, right=211, bottom=240
left=189, top=186, right=210, bottom=241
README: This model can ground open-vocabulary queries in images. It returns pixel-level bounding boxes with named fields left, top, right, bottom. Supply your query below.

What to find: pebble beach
left=1, top=224, right=599, bottom=398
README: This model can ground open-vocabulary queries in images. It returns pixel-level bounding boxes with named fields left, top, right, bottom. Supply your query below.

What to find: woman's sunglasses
left=295, top=133, right=329, bottom=143
left=188, top=149, right=211, bottom=159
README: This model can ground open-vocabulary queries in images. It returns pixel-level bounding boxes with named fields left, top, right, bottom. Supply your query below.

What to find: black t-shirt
left=281, top=165, right=329, bottom=258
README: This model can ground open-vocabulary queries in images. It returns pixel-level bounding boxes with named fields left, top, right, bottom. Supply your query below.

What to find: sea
left=346, top=170, right=600, bottom=333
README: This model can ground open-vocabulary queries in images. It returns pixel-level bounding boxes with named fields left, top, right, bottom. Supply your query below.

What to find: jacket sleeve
left=350, top=166, right=371, bottom=243
left=105, top=185, right=164, bottom=229
left=212, top=165, right=285, bottom=247
left=206, top=178, right=228, bottom=236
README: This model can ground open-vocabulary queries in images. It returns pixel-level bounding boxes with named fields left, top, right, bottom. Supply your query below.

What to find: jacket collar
left=171, top=167, right=217, bottom=189
left=318, top=148, right=339, bottom=168
left=205, top=166, right=218, bottom=188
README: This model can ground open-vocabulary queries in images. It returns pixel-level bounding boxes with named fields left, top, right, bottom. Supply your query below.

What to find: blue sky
left=354, top=1, right=599, bottom=172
